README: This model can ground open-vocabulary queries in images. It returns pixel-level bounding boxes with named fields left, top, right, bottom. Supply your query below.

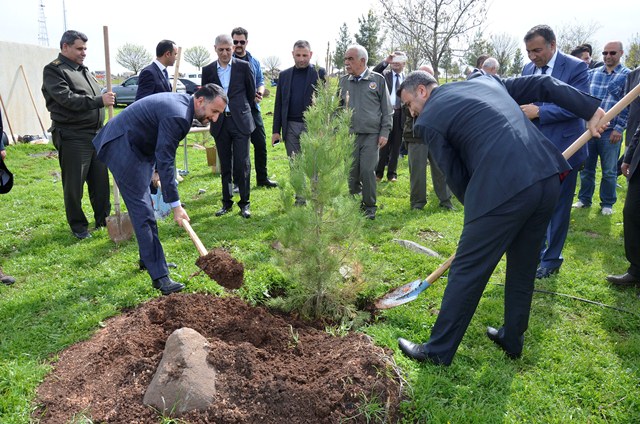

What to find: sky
left=0, top=0, right=638, bottom=75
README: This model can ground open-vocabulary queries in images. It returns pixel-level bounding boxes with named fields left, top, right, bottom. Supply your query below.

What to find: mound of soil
left=34, top=294, right=402, bottom=423
left=195, top=248, right=244, bottom=289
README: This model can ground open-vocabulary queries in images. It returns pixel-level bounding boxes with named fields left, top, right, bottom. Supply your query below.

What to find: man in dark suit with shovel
left=93, top=84, right=228, bottom=295
left=396, top=71, right=604, bottom=365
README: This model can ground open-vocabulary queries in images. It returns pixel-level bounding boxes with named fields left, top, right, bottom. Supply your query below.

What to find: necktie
left=353, top=76, right=360, bottom=83
left=394, top=73, right=401, bottom=109
left=163, top=68, right=171, bottom=90
left=541, top=65, right=549, bottom=75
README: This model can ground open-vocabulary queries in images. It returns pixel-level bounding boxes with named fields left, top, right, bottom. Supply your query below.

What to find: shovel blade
left=374, top=279, right=431, bottom=309
left=106, top=212, right=134, bottom=243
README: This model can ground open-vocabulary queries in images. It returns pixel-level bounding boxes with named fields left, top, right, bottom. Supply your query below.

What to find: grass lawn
left=1, top=84, right=639, bottom=423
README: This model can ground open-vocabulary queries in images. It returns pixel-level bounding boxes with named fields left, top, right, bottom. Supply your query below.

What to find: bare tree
left=183, top=46, right=211, bottom=71
left=490, top=32, right=518, bottom=73
left=116, top=43, right=152, bottom=75
left=378, top=0, right=488, bottom=78
left=262, top=56, right=282, bottom=81
left=556, top=20, right=602, bottom=57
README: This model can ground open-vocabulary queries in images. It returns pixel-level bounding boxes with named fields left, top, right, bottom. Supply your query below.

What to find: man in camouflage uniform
left=42, top=30, right=115, bottom=239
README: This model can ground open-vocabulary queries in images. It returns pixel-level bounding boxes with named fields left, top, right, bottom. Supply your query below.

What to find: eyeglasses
left=233, top=40, right=246, bottom=45
left=601, top=51, right=619, bottom=56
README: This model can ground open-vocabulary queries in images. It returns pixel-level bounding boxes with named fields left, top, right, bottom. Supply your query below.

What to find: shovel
left=181, top=219, right=244, bottom=290
left=375, top=82, right=640, bottom=310
left=103, top=25, right=134, bottom=243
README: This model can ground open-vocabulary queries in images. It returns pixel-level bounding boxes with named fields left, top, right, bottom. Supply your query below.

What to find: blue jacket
left=135, top=62, right=171, bottom=101
left=415, top=75, right=600, bottom=223
left=93, top=93, right=194, bottom=203
left=522, top=51, right=590, bottom=167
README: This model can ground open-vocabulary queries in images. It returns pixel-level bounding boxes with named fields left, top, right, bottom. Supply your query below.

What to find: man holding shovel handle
left=42, top=30, right=116, bottom=240
left=93, top=84, right=228, bottom=295
left=395, top=71, right=606, bottom=365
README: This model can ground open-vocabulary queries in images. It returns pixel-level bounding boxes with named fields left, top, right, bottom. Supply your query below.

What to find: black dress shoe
left=215, top=206, right=232, bottom=217
left=152, top=276, right=185, bottom=295
left=239, top=205, right=251, bottom=219
left=72, top=230, right=91, bottom=240
left=0, top=270, right=15, bottom=285
left=486, top=327, right=521, bottom=359
left=397, top=337, right=429, bottom=361
left=536, top=266, right=560, bottom=279
left=139, top=260, right=177, bottom=271
left=606, top=272, right=640, bottom=287
left=257, top=179, right=278, bottom=188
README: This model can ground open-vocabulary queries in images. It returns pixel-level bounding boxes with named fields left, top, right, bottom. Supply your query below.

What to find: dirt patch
left=34, top=294, right=402, bottom=423
left=195, top=248, right=244, bottom=289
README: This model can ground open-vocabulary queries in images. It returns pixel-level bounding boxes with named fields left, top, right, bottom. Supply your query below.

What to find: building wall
left=0, top=41, right=58, bottom=142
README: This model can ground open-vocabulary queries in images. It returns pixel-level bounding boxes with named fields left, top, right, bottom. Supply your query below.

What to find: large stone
left=143, top=327, right=216, bottom=415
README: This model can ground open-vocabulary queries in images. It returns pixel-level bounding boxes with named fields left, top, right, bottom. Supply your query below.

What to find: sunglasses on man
left=233, top=40, right=247, bottom=45
left=601, top=51, right=619, bottom=56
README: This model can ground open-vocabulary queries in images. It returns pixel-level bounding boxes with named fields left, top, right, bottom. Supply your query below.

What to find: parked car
left=104, top=75, right=186, bottom=106
left=178, top=78, right=200, bottom=94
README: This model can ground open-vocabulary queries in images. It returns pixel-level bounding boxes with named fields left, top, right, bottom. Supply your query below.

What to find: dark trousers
left=624, top=171, right=640, bottom=276
left=425, top=176, right=560, bottom=365
left=376, top=109, right=403, bottom=180
left=251, top=110, right=269, bottom=183
left=98, top=140, right=168, bottom=280
left=539, top=165, right=580, bottom=269
left=53, top=128, right=110, bottom=233
left=214, top=118, right=251, bottom=209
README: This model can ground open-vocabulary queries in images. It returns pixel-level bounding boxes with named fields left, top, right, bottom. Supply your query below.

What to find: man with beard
left=92, top=84, right=227, bottom=295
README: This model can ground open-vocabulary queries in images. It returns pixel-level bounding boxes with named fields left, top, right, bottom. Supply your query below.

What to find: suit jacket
left=522, top=51, right=590, bottom=167
left=201, top=59, right=256, bottom=138
left=93, top=93, right=194, bottom=203
left=414, top=74, right=601, bottom=223
left=373, top=61, right=404, bottom=104
left=624, top=126, right=640, bottom=177
left=272, top=65, right=325, bottom=140
left=625, top=67, right=640, bottom=146
left=135, top=62, right=171, bottom=101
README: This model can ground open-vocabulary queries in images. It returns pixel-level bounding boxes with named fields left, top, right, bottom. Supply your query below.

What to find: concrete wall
left=0, top=41, right=58, bottom=142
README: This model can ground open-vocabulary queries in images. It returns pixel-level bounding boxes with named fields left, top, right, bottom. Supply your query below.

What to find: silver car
left=106, top=75, right=187, bottom=106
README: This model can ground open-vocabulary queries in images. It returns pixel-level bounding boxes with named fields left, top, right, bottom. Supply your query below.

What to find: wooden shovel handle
left=181, top=219, right=208, bottom=257
left=563, top=83, right=640, bottom=159
left=424, top=253, right=455, bottom=284
left=103, top=26, right=113, bottom=120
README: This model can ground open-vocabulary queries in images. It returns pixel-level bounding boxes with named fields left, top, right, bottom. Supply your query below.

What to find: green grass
left=1, top=86, right=639, bottom=423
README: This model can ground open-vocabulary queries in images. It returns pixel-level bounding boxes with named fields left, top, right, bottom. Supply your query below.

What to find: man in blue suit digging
left=396, top=71, right=604, bottom=365
left=93, top=84, right=227, bottom=295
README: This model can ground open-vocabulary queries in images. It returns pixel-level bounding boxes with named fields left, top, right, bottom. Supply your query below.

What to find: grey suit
left=93, top=93, right=193, bottom=280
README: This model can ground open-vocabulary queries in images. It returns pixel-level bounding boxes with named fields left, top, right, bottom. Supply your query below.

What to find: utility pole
left=38, top=0, right=49, bottom=46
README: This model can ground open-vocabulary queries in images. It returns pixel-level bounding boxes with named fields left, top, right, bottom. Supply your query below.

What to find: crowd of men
left=1, top=24, right=638, bottom=366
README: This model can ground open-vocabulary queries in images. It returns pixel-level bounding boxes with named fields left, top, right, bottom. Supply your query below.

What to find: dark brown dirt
left=33, top=294, right=403, bottom=423
left=196, top=248, right=244, bottom=289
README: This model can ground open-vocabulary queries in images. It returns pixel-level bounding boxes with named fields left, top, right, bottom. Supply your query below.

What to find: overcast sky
left=0, top=0, right=638, bottom=75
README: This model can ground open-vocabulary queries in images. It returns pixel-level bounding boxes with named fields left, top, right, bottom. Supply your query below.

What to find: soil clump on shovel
left=195, top=248, right=244, bottom=289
